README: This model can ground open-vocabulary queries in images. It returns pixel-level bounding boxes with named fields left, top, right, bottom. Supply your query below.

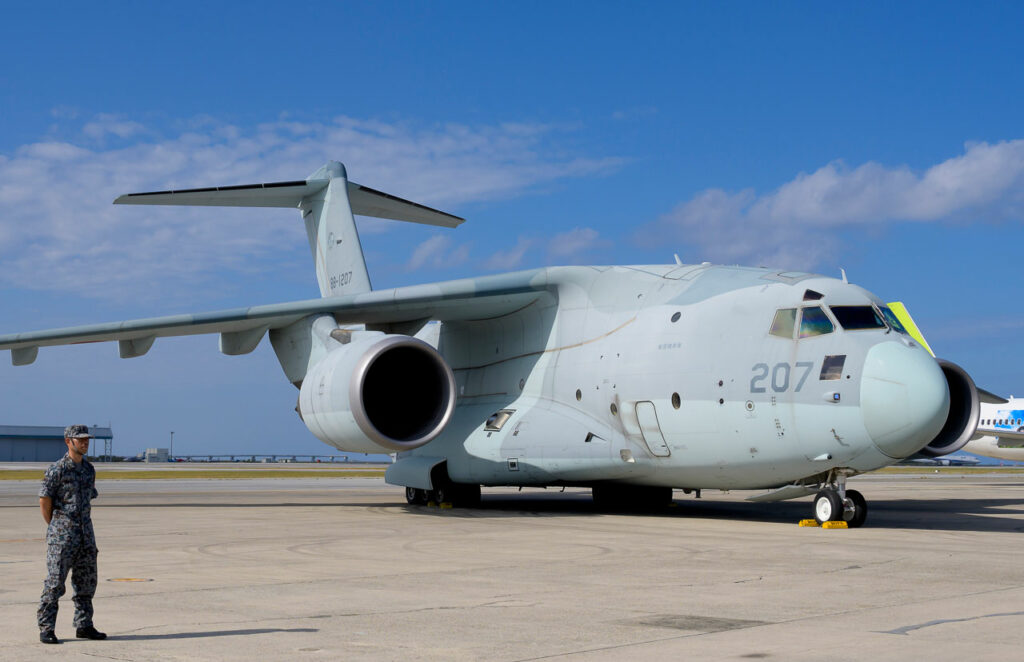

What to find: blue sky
left=1, top=2, right=1022, bottom=459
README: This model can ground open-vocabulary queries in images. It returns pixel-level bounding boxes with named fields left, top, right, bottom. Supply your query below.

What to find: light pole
left=170, top=431, right=174, bottom=461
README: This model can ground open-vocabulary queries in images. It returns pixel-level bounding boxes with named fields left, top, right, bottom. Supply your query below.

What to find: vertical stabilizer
left=300, top=162, right=372, bottom=297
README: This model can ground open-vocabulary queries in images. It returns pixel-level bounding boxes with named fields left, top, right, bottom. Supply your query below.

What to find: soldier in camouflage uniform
left=37, top=424, right=107, bottom=644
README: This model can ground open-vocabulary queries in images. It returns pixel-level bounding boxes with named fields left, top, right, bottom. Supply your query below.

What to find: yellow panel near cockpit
left=886, top=302, right=935, bottom=357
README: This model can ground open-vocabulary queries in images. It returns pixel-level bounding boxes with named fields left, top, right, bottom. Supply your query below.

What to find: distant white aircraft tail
left=115, top=161, right=464, bottom=298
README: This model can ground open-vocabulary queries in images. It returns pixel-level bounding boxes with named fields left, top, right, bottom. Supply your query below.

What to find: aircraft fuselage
left=395, top=264, right=950, bottom=492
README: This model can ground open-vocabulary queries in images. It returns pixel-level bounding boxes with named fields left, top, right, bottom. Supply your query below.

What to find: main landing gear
left=813, top=471, right=867, bottom=527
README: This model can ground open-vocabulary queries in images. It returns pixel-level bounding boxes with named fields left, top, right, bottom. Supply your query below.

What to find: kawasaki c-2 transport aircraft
left=0, top=161, right=982, bottom=527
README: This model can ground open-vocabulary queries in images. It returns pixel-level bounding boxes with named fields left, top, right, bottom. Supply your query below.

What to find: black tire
left=843, top=489, right=868, bottom=528
left=405, top=487, right=428, bottom=505
left=814, top=489, right=843, bottom=524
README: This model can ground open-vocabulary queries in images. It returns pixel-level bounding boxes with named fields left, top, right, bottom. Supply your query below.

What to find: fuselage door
left=635, top=401, right=671, bottom=457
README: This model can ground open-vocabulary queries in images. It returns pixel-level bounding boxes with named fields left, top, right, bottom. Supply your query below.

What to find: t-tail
left=114, top=161, right=464, bottom=297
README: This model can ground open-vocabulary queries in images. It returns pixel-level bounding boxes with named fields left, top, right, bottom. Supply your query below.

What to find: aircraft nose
left=860, top=341, right=949, bottom=458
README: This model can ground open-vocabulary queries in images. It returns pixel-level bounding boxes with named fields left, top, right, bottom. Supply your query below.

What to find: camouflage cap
left=65, top=424, right=94, bottom=439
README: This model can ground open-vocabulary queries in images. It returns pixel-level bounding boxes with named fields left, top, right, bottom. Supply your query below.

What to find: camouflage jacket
left=39, top=453, right=98, bottom=547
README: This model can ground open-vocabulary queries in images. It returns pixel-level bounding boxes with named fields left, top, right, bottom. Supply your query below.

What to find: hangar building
left=0, top=426, right=114, bottom=462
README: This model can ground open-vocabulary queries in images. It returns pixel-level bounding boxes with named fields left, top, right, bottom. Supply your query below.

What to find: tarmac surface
left=1, top=468, right=1023, bottom=661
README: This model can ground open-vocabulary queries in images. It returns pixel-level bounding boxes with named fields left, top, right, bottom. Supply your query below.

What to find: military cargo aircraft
left=0, top=161, right=981, bottom=527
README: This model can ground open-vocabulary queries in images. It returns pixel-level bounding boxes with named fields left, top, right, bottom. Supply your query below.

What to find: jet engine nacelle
left=298, top=333, right=456, bottom=453
left=916, top=359, right=981, bottom=457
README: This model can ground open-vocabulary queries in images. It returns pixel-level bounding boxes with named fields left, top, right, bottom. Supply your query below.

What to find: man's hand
left=39, top=497, right=53, bottom=524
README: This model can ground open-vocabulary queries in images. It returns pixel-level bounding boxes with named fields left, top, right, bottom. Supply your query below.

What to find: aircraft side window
left=830, top=306, right=886, bottom=330
left=769, top=308, right=797, bottom=338
left=799, top=306, right=834, bottom=338
left=820, top=354, right=845, bottom=380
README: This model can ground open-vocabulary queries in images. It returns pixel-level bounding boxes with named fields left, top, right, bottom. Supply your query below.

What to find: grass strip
left=0, top=469, right=386, bottom=481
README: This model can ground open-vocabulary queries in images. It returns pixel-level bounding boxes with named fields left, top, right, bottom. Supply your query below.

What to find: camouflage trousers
left=37, top=541, right=97, bottom=631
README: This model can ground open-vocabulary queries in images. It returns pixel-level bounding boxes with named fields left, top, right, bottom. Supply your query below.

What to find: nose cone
left=861, top=341, right=949, bottom=458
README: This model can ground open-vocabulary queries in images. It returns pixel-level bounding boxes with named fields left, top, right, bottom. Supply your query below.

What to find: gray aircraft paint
left=399, top=264, right=946, bottom=492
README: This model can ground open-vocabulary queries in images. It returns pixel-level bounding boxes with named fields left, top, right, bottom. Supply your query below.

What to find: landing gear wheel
left=813, top=489, right=843, bottom=524
left=843, top=489, right=867, bottom=528
left=405, top=487, right=428, bottom=505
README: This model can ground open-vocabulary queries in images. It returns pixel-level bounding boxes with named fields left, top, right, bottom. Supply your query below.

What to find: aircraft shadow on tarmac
left=398, top=492, right=1024, bottom=533
left=107, top=627, right=317, bottom=641
left=105, top=492, right=1024, bottom=533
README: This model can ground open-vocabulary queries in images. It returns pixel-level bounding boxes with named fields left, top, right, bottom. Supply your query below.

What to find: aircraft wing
left=977, top=388, right=1010, bottom=405
left=0, top=270, right=550, bottom=365
left=995, top=431, right=1024, bottom=447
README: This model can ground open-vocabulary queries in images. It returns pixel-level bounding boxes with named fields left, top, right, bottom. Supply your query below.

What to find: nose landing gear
left=813, top=471, right=867, bottom=527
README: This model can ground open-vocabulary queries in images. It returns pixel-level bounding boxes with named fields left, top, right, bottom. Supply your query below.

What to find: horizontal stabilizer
left=115, top=178, right=464, bottom=228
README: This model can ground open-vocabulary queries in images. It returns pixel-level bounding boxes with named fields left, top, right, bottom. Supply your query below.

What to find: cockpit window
left=879, top=307, right=909, bottom=335
left=799, top=306, right=834, bottom=338
left=769, top=308, right=797, bottom=338
left=830, top=306, right=886, bottom=330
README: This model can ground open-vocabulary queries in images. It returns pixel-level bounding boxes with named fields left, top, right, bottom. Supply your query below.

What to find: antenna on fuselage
left=674, top=253, right=682, bottom=265
left=840, top=268, right=848, bottom=283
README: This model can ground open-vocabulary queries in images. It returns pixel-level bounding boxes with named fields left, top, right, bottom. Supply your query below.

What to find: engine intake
left=299, top=333, right=456, bottom=453
left=917, top=359, right=980, bottom=457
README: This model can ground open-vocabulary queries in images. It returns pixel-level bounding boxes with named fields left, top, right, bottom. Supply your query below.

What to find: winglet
left=887, top=301, right=935, bottom=357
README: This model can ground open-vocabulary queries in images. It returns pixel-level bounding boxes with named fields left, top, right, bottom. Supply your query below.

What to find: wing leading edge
left=0, top=270, right=550, bottom=365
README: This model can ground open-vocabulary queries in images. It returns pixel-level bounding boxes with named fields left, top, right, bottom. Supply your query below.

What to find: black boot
left=76, top=626, right=107, bottom=640
left=40, top=630, right=60, bottom=644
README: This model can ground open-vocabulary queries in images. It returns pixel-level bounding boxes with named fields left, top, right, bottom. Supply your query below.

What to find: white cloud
left=81, top=114, right=148, bottom=142
left=645, top=140, right=1024, bottom=270
left=482, top=237, right=533, bottom=271
left=547, top=227, right=604, bottom=261
left=406, top=234, right=470, bottom=272
left=0, top=115, right=622, bottom=300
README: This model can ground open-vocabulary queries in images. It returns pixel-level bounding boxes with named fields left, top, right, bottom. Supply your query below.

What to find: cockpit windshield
left=769, top=306, right=834, bottom=339
left=829, top=306, right=886, bottom=331
left=799, top=306, right=834, bottom=338
left=769, top=308, right=797, bottom=338
left=879, top=307, right=909, bottom=335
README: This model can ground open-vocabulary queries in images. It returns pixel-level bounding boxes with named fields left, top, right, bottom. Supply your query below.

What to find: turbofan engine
left=298, top=333, right=456, bottom=453
left=916, top=359, right=980, bottom=457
